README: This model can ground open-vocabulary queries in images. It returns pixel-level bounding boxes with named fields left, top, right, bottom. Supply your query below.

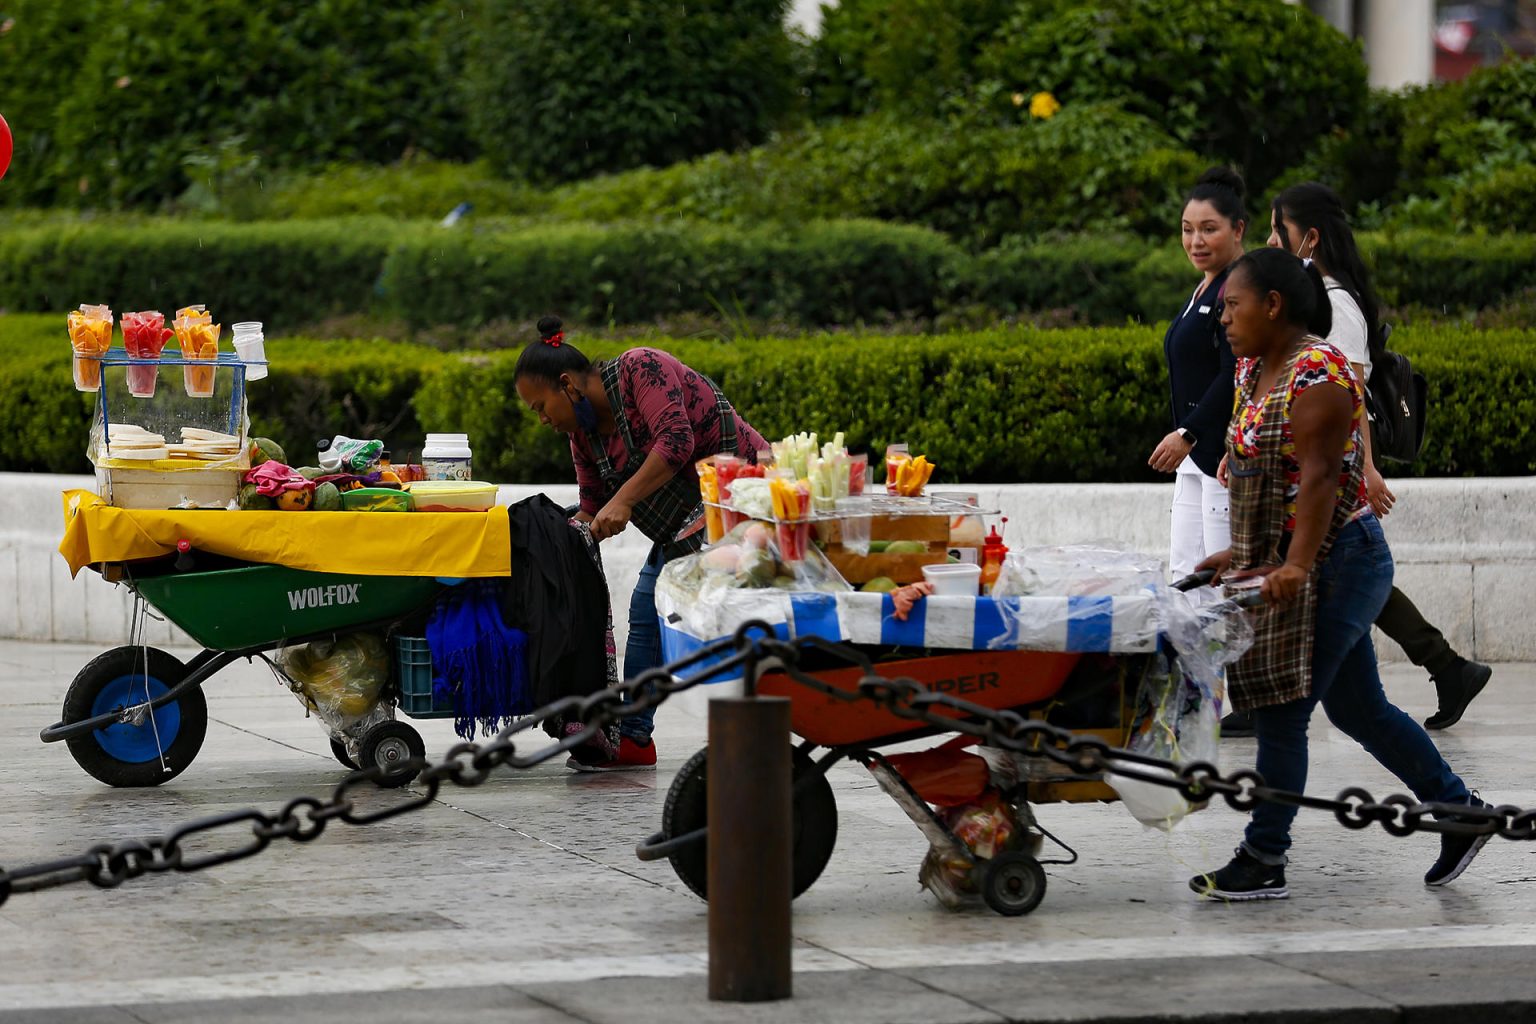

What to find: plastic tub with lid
left=407, top=480, right=498, bottom=512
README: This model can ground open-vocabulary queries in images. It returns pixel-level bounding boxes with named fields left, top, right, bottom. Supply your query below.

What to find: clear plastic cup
left=836, top=497, right=874, bottom=556
left=884, top=443, right=909, bottom=495
left=846, top=452, right=868, bottom=496
left=125, top=362, right=158, bottom=398
left=232, top=322, right=268, bottom=381
left=72, top=355, right=102, bottom=392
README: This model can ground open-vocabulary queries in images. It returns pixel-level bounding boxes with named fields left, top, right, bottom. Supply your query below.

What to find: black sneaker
left=1425, top=796, right=1493, bottom=886
left=1189, top=847, right=1288, bottom=901
left=1424, top=659, right=1492, bottom=730
left=1221, top=709, right=1256, bottom=738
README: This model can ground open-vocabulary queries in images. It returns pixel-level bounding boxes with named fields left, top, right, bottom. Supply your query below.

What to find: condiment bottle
left=980, top=519, right=1009, bottom=596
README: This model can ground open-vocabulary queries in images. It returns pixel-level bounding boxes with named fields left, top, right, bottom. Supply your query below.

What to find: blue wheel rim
left=90, top=673, right=181, bottom=764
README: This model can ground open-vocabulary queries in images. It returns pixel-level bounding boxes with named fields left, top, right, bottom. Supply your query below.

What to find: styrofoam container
left=95, top=464, right=242, bottom=510
left=921, top=562, right=982, bottom=596
left=406, top=480, right=497, bottom=512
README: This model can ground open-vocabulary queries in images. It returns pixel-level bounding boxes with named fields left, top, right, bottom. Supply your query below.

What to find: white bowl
left=922, top=562, right=981, bottom=596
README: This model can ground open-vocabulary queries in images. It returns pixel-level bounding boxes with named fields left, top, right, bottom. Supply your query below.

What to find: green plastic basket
left=394, top=635, right=455, bottom=719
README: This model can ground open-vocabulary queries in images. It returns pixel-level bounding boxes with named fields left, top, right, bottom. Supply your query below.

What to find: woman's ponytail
left=1302, top=260, right=1333, bottom=339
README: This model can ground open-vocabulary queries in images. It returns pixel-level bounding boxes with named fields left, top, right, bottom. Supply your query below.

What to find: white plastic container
left=422, top=433, right=473, bottom=481
left=407, top=480, right=497, bottom=512
left=231, top=322, right=268, bottom=381
left=922, top=562, right=982, bottom=597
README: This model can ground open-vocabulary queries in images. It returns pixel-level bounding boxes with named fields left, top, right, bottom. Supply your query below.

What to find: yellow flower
left=1029, top=91, right=1061, bottom=120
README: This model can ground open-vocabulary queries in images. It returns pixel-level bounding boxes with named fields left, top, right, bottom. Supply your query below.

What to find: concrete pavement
left=1, top=638, right=1534, bottom=1022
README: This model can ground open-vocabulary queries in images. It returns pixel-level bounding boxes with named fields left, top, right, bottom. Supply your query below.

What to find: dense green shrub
left=0, top=221, right=398, bottom=331
left=977, top=0, right=1368, bottom=190
left=459, top=0, right=796, bottom=185
left=545, top=108, right=1202, bottom=245
left=805, top=0, right=1019, bottom=117
left=5, top=315, right=1531, bottom=479
left=1363, top=232, right=1536, bottom=313
left=264, top=161, right=539, bottom=222
left=0, top=0, right=472, bottom=208
left=1453, top=165, right=1536, bottom=233
left=379, top=219, right=961, bottom=328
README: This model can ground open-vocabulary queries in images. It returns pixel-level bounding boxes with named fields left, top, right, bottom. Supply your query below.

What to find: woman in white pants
left=1149, top=167, right=1248, bottom=591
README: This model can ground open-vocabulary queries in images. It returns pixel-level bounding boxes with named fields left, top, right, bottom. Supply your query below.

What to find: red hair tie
left=543, top=332, right=564, bottom=347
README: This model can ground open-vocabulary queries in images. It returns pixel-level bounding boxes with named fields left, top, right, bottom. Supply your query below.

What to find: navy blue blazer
left=1162, top=265, right=1236, bottom=478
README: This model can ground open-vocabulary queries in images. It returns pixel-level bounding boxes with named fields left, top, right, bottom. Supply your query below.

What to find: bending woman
left=1267, top=182, right=1491, bottom=730
left=513, top=317, right=768, bottom=772
left=1149, top=167, right=1246, bottom=593
left=1189, top=249, right=1489, bottom=900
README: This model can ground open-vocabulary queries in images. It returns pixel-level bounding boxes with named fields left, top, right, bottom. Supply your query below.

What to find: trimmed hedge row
left=6, top=314, right=1532, bottom=482
left=4, top=220, right=1536, bottom=333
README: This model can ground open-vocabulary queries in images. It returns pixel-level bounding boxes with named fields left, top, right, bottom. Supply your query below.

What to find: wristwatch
left=1177, top=427, right=1197, bottom=446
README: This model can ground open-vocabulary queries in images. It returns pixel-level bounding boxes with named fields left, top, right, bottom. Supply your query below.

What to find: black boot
left=1424, top=658, right=1492, bottom=730
left=1221, top=709, right=1256, bottom=738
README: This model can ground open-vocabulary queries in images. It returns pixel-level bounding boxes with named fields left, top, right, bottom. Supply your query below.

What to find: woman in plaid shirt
left=514, top=318, right=767, bottom=772
left=1187, top=250, right=1488, bottom=901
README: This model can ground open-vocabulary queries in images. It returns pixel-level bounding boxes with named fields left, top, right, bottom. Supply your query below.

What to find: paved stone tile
left=1, top=638, right=1533, bottom=1021
left=1269, top=945, right=1536, bottom=1020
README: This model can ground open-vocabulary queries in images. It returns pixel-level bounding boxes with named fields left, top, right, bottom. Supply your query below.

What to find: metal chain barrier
left=3, top=621, right=1533, bottom=907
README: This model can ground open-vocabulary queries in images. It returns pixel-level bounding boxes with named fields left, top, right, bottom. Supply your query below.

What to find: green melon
left=312, top=482, right=342, bottom=511
left=248, top=437, right=286, bottom=466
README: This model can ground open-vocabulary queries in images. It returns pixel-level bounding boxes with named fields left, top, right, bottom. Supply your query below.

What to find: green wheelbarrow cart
left=41, top=557, right=450, bottom=789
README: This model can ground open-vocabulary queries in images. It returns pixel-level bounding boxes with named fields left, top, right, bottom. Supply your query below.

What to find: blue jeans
left=1243, top=515, right=1470, bottom=861
left=619, top=543, right=667, bottom=742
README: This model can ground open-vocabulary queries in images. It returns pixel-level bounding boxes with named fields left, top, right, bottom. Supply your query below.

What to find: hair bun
left=1196, top=166, right=1246, bottom=202
left=536, top=314, right=563, bottom=340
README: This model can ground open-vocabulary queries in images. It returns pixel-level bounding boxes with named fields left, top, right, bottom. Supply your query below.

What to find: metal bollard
left=707, top=691, right=793, bottom=1002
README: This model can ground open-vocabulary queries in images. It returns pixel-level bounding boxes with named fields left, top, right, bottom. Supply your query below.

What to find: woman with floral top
left=513, top=317, right=768, bottom=772
left=1188, top=250, right=1489, bottom=901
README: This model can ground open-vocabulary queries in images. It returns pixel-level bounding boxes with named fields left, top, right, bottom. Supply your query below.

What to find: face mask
left=1299, top=237, right=1318, bottom=260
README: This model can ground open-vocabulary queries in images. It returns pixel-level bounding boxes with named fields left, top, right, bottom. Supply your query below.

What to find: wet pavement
left=1, top=638, right=1533, bottom=1022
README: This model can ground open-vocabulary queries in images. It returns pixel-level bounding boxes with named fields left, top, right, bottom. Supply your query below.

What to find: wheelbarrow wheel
left=981, top=852, right=1047, bottom=917
left=330, top=738, right=359, bottom=770
left=359, top=721, right=424, bottom=787
left=661, top=746, right=838, bottom=901
left=61, top=646, right=208, bottom=788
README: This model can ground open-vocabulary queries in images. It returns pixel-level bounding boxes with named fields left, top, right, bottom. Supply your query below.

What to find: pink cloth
left=244, top=462, right=311, bottom=497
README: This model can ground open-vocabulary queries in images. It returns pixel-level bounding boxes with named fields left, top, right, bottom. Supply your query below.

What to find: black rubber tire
left=330, top=738, right=359, bottom=770
left=61, top=646, right=207, bottom=788
left=981, top=852, right=1047, bottom=917
left=359, top=721, right=425, bottom=787
left=661, top=746, right=838, bottom=901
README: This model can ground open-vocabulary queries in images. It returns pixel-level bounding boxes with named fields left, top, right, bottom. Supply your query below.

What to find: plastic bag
left=277, top=632, right=391, bottom=728
left=1106, top=591, right=1255, bottom=829
left=918, top=790, right=1021, bottom=907
left=655, top=519, right=851, bottom=640
left=993, top=544, right=1165, bottom=598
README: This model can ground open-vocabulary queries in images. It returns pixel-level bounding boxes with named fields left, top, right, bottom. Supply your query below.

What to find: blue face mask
left=568, top=388, right=599, bottom=433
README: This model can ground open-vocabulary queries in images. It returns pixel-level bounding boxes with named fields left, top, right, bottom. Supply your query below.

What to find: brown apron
left=1224, top=341, right=1365, bottom=711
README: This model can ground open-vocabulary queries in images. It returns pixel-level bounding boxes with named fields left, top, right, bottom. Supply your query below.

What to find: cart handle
left=635, top=826, right=707, bottom=862
left=1171, top=568, right=1217, bottom=591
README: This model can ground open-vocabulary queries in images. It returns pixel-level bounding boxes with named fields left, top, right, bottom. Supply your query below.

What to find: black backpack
left=1364, top=322, right=1428, bottom=465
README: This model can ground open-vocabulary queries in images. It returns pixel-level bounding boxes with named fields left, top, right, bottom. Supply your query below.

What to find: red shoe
left=567, top=736, right=657, bottom=773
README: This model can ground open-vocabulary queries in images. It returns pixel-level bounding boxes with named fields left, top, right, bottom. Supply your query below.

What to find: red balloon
left=0, top=113, right=11, bottom=181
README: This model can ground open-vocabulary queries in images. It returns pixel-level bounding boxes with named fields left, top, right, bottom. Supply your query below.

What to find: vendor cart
left=46, top=491, right=519, bottom=789
left=639, top=553, right=1250, bottom=917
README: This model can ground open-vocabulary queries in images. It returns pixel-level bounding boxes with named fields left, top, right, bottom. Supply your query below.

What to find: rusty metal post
left=707, top=690, right=793, bottom=1001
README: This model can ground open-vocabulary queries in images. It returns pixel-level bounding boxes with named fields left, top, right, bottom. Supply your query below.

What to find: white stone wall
left=3, top=472, right=1532, bottom=664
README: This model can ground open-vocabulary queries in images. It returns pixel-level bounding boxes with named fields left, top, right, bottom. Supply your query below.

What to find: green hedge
left=4, top=315, right=1531, bottom=481
left=5, top=220, right=1536, bottom=335
left=0, top=221, right=400, bottom=333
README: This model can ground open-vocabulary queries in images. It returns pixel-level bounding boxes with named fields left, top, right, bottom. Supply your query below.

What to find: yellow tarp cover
left=59, top=490, right=511, bottom=579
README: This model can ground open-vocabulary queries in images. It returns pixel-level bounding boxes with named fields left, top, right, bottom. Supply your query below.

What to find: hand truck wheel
left=980, top=851, right=1047, bottom=917
left=330, top=738, right=359, bottom=770
left=359, top=721, right=425, bottom=788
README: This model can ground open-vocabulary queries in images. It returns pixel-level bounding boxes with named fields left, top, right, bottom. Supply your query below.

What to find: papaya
left=312, top=482, right=342, bottom=511
left=238, top=483, right=275, bottom=511
left=866, top=540, right=892, bottom=554
left=296, top=465, right=326, bottom=481
left=861, top=577, right=899, bottom=593
left=248, top=437, right=286, bottom=466
left=276, top=487, right=314, bottom=512
left=884, top=540, right=929, bottom=555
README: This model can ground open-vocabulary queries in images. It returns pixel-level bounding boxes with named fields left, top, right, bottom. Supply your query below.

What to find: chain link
left=2, top=621, right=1529, bottom=905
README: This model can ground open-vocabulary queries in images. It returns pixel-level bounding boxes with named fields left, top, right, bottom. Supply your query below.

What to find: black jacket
left=500, top=495, right=611, bottom=707
left=1163, top=265, right=1236, bottom=477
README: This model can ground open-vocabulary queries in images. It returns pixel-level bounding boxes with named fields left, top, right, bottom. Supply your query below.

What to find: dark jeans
left=619, top=543, right=667, bottom=742
left=1243, top=516, right=1470, bottom=861
left=1376, top=586, right=1457, bottom=676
